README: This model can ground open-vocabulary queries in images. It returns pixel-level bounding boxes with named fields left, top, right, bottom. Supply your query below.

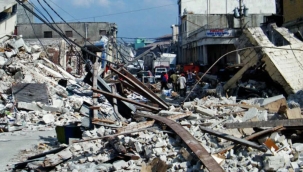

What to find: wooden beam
left=224, top=119, right=303, bottom=129
left=215, top=126, right=283, bottom=154
left=92, top=88, right=161, bottom=111
left=199, top=126, right=267, bottom=152
left=93, top=57, right=99, bottom=119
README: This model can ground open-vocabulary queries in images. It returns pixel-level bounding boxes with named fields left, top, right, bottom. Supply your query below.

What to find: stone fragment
left=73, top=144, right=82, bottom=151
left=194, top=106, right=216, bottom=116
left=87, top=157, right=94, bottom=162
left=241, top=108, right=258, bottom=122
left=180, top=147, right=192, bottom=161
left=96, top=126, right=105, bottom=137
left=292, top=143, right=303, bottom=152
left=291, top=162, right=300, bottom=172
left=113, top=160, right=128, bottom=170
left=264, top=156, right=285, bottom=171
left=43, top=113, right=55, bottom=124
left=270, top=132, right=280, bottom=142
left=154, top=138, right=167, bottom=147
left=134, top=142, right=143, bottom=153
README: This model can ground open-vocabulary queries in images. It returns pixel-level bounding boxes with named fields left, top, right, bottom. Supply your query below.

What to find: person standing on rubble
left=178, top=73, right=187, bottom=97
left=170, top=71, right=178, bottom=92
left=161, top=72, right=169, bottom=90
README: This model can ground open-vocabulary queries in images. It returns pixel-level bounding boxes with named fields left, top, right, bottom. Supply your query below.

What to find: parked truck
left=161, top=53, right=177, bottom=70
left=152, top=53, right=176, bottom=69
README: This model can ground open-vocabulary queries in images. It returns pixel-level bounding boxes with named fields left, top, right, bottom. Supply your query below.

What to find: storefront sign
left=205, top=29, right=233, bottom=37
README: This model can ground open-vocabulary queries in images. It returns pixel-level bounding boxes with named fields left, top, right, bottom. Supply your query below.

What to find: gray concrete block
left=264, top=156, right=285, bottom=171
left=292, top=143, right=303, bottom=152
left=194, top=106, right=216, bottom=116
left=113, top=160, right=128, bottom=170
left=241, top=108, right=258, bottom=122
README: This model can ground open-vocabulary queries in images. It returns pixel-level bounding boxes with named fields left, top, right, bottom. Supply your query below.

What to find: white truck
left=152, top=53, right=177, bottom=69
left=152, top=53, right=177, bottom=81
left=161, top=53, right=177, bottom=70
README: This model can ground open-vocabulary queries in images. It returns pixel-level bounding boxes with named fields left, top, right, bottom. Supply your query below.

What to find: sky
left=29, top=0, right=178, bottom=40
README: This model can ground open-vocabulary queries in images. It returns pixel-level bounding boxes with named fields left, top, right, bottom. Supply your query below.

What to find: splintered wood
left=167, top=112, right=192, bottom=121
left=116, top=120, right=155, bottom=134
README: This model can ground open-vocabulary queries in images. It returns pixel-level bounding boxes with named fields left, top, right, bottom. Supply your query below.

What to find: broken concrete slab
left=113, top=160, right=128, bottom=170
left=264, top=156, right=285, bottom=171
left=194, top=106, right=216, bottom=117
left=17, top=102, right=63, bottom=113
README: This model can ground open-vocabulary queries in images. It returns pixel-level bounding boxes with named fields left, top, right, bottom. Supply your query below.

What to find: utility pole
left=233, top=0, right=248, bottom=29
left=239, top=0, right=243, bottom=29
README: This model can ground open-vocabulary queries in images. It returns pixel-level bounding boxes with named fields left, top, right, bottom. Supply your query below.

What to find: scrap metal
left=92, top=88, right=162, bottom=111
left=110, top=67, right=169, bottom=110
left=215, top=126, right=284, bottom=154
left=135, top=112, right=225, bottom=172
left=199, top=126, right=267, bottom=152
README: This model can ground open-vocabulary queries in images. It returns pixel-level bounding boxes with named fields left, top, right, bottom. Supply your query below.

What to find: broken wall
left=224, top=25, right=303, bottom=95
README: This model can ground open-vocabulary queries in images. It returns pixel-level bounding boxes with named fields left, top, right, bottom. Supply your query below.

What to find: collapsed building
left=1, top=25, right=303, bottom=172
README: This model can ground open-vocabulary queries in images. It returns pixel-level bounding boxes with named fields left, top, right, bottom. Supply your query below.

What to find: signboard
left=205, top=29, right=233, bottom=37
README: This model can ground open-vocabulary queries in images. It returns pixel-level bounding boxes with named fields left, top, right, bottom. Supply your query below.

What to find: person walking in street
left=161, top=72, right=169, bottom=90
left=170, top=71, right=178, bottom=92
left=178, top=73, right=187, bottom=97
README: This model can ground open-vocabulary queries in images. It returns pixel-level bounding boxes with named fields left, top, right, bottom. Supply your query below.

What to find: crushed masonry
left=2, top=26, right=303, bottom=172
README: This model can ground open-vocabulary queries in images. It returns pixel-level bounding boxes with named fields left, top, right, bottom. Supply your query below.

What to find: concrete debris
left=2, top=31, right=303, bottom=172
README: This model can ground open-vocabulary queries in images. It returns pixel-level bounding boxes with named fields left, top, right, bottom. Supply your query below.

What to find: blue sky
left=29, top=0, right=178, bottom=39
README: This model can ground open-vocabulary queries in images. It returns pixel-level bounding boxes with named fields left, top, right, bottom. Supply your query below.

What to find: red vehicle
left=183, top=64, right=200, bottom=73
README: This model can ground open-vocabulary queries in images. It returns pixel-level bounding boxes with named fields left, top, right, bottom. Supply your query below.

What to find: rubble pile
left=2, top=36, right=303, bottom=172
left=0, top=37, right=97, bottom=131
left=7, top=93, right=303, bottom=172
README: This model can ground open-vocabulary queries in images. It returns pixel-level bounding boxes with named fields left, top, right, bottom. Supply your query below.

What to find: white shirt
left=178, top=76, right=187, bottom=89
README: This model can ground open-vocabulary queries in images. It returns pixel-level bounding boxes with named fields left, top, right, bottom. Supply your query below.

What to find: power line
left=23, top=7, right=49, bottom=59
left=16, top=0, right=119, bottom=66
left=36, top=0, right=83, bottom=61
left=42, top=0, right=112, bottom=58
left=67, top=2, right=178, bottom=22
left=63, top=0, right=198, bottom=22
left=48, top=0, right=80, bottom=22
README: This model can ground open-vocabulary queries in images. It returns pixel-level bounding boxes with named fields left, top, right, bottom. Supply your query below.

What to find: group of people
left=160, top=70, right=199, bottom=97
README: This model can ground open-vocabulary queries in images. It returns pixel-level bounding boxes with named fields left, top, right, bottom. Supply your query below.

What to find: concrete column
left=203, top=45, right=208, bottom=65
left=236, top=51, right=241, bottom=64
left=59, top=40, right=66, bottom=70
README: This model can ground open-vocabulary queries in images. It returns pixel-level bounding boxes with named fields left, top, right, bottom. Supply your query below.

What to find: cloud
left=97, top=0, right=110, bottom=7
left=72, top=0, right=125, bottom=8
left=73, top=0, right=94, bottom=7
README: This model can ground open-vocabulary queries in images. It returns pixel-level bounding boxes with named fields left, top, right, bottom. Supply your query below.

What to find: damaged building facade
left=177, top=0, right=276, bottom=69
left=0, top=0, right=17, bottom=40
left=3, top=0, right=303, bottom=172
left=16, top=22, right=118, bottom=74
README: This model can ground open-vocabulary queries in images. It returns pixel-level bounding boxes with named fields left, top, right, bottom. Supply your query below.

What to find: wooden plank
left=116, top=120, right=155, bottom=134
left=166, top=112, right=192, bottom=121
left=199, top=126, right=267, bottom=152
left=224, top=119, right=303, bottom=129
left=92, top=118, right=116, bottom=124
left=263, top=98, right=288, bottom=113
left=93, top=57, right=99, bottom=119
left=212, top=104, right=266, bottom=111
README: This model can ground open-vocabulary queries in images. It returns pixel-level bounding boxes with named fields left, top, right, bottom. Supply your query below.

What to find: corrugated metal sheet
left=12, top=83, right=49, bottom=104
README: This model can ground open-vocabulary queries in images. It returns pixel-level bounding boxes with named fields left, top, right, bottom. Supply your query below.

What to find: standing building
left=0, top=0, right=18, bottom=40
left=17, top=1, right=34, bottom=24
left=16, top=22, right=118, bottom=63
left=177, top=0, right=276, bottom=72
